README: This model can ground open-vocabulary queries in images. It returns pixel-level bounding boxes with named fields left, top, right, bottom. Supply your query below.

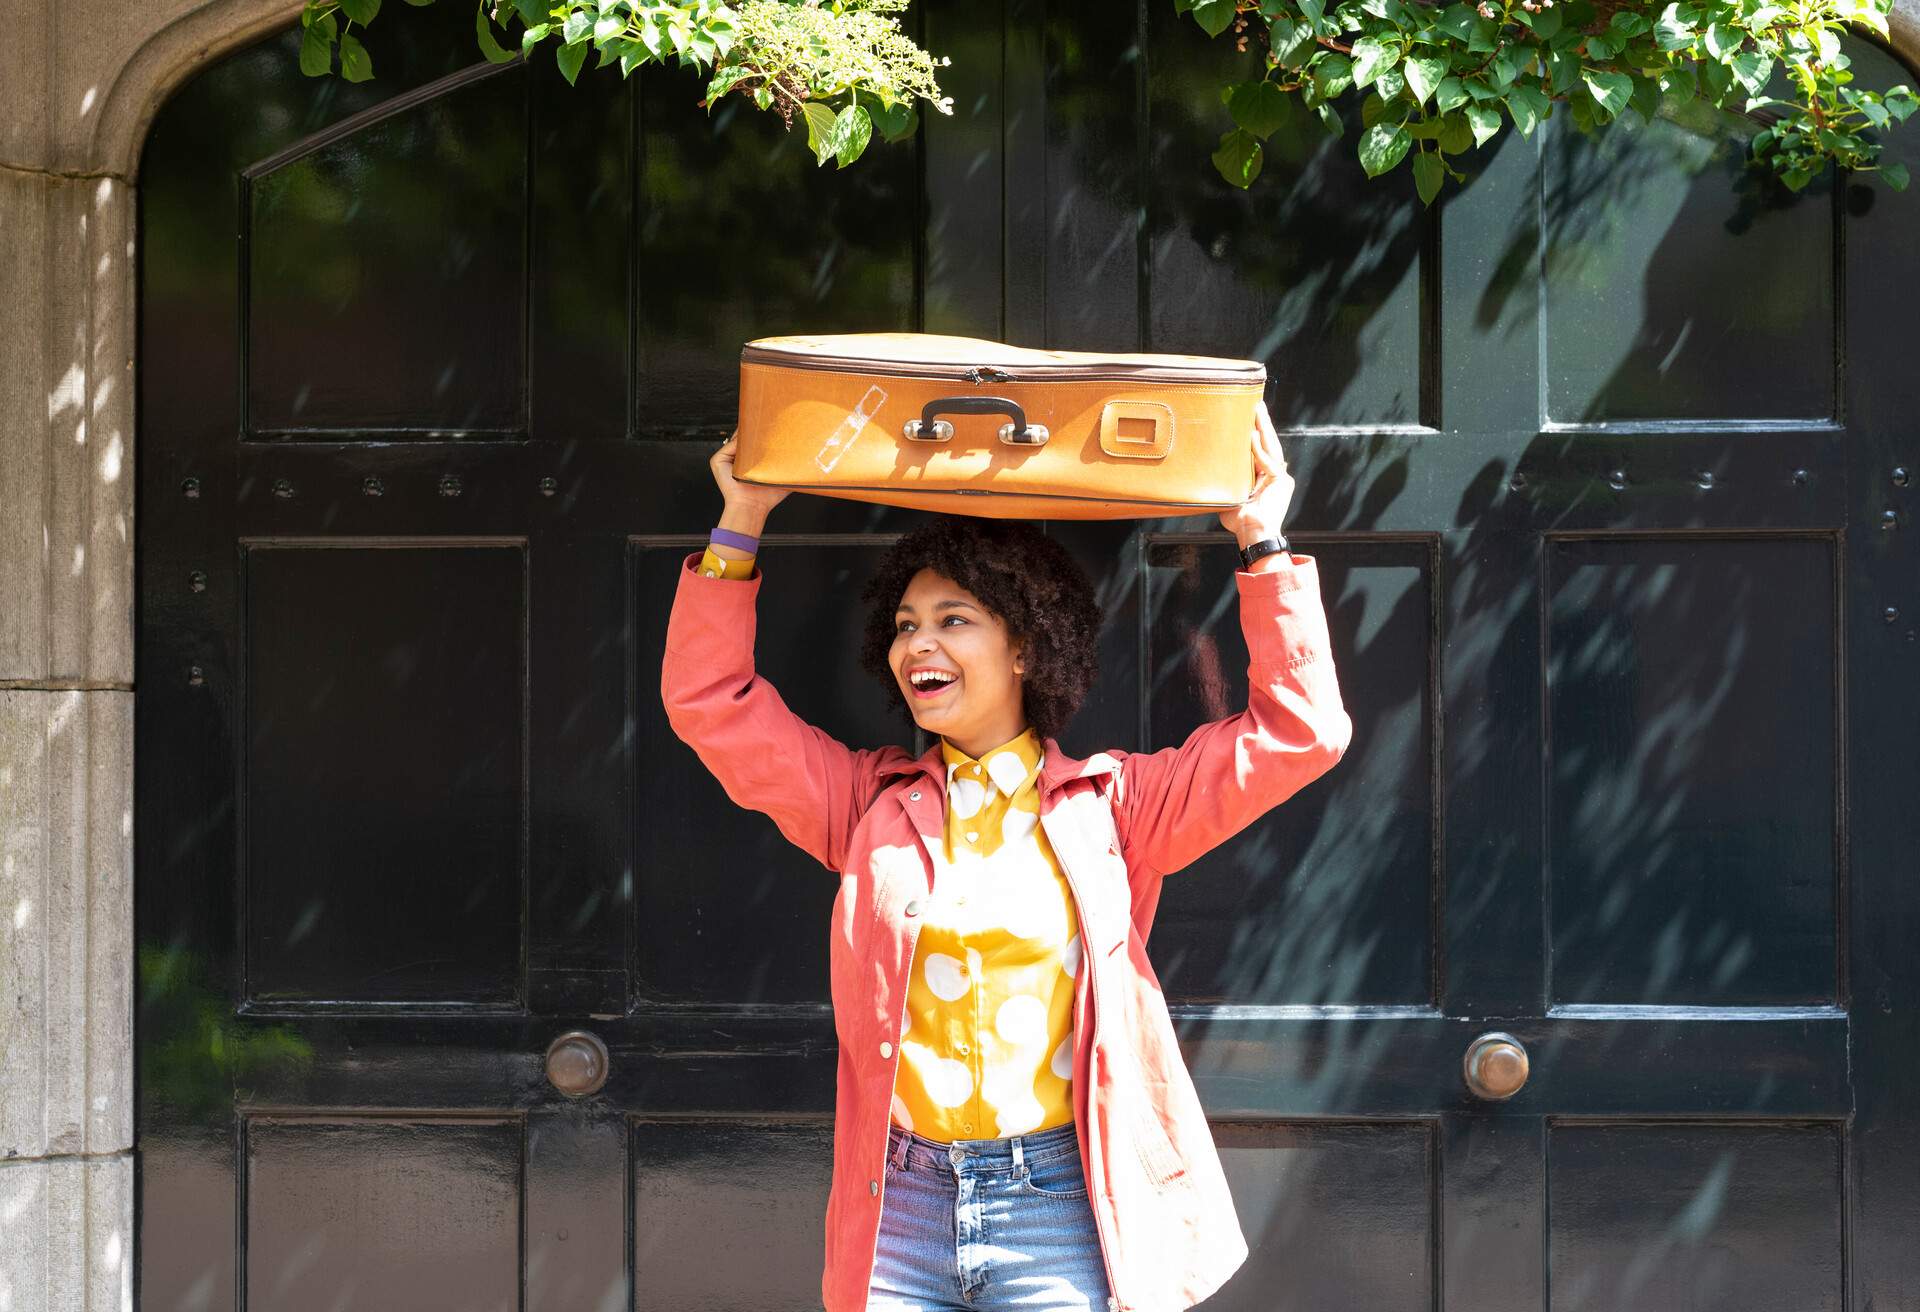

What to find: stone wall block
left=0, top=1153, right=134, bottom=1312
left=0, top=172, right=135, bottom=687
left=0, top=168, right=53, bottom=680
left=0, top=690, right=134, bottom=1163
left=46, top=175, right=136, bottom=685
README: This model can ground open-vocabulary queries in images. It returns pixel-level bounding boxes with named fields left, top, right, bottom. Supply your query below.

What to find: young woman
left=661, top=402, right=1352, bottom=1312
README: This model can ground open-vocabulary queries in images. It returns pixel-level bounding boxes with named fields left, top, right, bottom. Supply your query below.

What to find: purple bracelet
left=709, top=526, right=759, bottom=554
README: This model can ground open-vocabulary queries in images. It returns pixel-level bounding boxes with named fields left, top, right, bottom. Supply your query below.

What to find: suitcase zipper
left=740, top=345, right=1261, bottom=387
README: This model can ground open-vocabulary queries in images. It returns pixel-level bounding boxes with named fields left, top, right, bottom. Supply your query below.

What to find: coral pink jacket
left=660, top=549, right=1352, bottom=1312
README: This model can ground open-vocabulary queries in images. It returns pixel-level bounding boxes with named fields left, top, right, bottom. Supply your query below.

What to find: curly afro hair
left=859, top=516, right=1103, bottom=743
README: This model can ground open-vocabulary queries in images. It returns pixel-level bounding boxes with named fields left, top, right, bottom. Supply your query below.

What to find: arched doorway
left=133, top=3, right=1920, bottom=1307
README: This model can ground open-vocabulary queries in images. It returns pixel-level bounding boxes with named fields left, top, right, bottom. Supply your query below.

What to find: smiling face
left=889, top=567, right=1028, bottom=758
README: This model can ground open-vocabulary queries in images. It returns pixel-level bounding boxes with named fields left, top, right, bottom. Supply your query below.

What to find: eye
left=942, top=615, right=968, bottom=627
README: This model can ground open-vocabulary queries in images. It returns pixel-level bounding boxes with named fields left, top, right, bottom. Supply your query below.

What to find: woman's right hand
left=710, top=430, right=790, bottom=528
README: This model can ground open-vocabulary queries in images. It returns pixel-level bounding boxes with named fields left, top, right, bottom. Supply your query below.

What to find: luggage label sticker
left=815, top=384, right=890, bottom=474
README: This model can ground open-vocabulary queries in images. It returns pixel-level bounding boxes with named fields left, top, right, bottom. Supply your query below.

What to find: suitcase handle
left=904, top=395, right=1050, bottom=447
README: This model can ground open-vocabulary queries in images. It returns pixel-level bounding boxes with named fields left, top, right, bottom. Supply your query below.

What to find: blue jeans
left=868, top=1120, right=1114, bottom=1311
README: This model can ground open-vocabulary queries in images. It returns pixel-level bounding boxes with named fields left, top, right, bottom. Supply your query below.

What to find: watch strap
left=1237, top=535, right=1291, bottom=570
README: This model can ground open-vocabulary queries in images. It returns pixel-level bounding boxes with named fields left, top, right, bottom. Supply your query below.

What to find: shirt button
left=870, top=1179, right=879, bottom=1195
left=957, top=1042, right=970, bottom=1054
left=965, top=832, right=978, bottom=843
left=904, top=900, right=921, bottom=917
left=880, top=1041, right=893, bottom=1058
left=962, top=1123, right=973, bottom=1133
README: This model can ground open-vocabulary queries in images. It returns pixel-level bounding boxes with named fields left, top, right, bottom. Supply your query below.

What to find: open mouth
left=907, top=670, right=959, bottom=700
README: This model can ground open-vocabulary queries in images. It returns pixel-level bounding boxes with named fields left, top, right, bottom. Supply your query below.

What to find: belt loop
left=891, top=1126, right=911, bottom=1170
left=1012, top=1134, right=1024, bottom=1173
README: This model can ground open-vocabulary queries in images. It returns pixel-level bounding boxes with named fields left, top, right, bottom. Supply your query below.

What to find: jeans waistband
left=887, top=1119, right=1080, bottom=1174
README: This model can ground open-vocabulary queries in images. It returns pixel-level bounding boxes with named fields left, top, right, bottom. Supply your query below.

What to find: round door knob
left=545, top=1030, right=610, bottom=1098
left=1462, top=1032, right=1529, bottom=1101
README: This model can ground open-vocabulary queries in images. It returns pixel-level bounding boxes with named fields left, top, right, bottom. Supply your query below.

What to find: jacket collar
left=878, top=736, right=1119, bottom=796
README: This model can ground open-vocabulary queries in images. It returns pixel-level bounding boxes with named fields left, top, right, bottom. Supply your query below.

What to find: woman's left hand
left=1218, top=400, right=1294, bottom=543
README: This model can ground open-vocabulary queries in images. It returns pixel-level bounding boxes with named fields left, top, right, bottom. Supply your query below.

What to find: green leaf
left=1583, top=69, right=1632, bottom=116
left=830, top=104, right=872, bottom=167
left=1433, top=3, right=1476, bottom=40
left=1438, top=111, right=1474, bottom=153
left=1582, top=33, right=1616, bottom=60
left=593, top=13, right=625, bottom=41
left=1528, top=5, right=1562, bottom=38
left=475, top=6, right=517, bottom=63
left=1653, top=2, right=1694, bottom=50
left=1630, top=74, right=1664, bottom=122
left=1436, top=75, right=1469, bottom=112
left=1228, top=80, right=1293, bottom=138
left=1659, top=64, right=1698, bottom=102
left=1318, top=102, right=1344, bottom=135
left=556, top=39, right=589, bottom=83
left=511, top=0, right=544, bottom=26
left=1315, top=53, right=1355, bottom=98
left=1882, top=160, right=1910, bottom=190
left=1607, top=9, right=1651, bottom=37
left=1885, top=88, right=1919, bottom=122
left=1405, top=54, right=1448, bottom=106
left=1548, top=49, right=1580, bottom=93
left=338, top=30, right=374, bottom=79
left=1358, top=120, right=1412, bottom=175
left=1747, top=5, right=1785, bottom=27
left=1730, top=51, right=1773, bottom=97
left=563, top=11, right=591, bottom=42
left=1467, top=17, right=1499, bottom=52
left=637, top=13, right=667, bottom=57
left=521, top=22, right=552, bottom=53
left=1704, top=21, right=1740, bottom=59
left=1413, top=150, right=1446, bottom=203
left=800, top=103, right=838, bottom=164
left=1352, top=38, right=1401, bottom=90
left=1700, top=57, right=1734, bottom=103
left=1505, top=83, right=1549, bottom=135
left=1464, top=101, right=1501, bottom=145
left=298, top=24, right=333, bottom=75
left=1361, top=92, right=1393, bottom=127
left=1271, top=17, right=1318, bottom=64
left=341, top=0, right=381, bottom=24
left=1192, top=0, right=1237, bottom=36
left=871, top=97, right=917, bottom=141
left=1375, top=67, right=1406, bottom=101
left=706, top=64, right=750, bottom=102
left=1299, top=0, right=1326, bottom=29
left=1407, top=116, right=1447, bottom=139
left=1211, top=127, right=1266, bottom=187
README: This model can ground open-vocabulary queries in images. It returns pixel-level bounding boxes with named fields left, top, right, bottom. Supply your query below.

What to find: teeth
left=910, top=671, right=956, bottom=688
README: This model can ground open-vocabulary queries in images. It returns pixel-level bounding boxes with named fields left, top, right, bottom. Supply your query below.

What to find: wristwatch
left=1238, top=534, right=1291, bottom=570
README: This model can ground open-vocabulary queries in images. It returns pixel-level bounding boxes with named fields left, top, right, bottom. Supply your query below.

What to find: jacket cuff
left=665, top=550, right=763, bottom=660
left=1235, top=553, right=1334, bottom=669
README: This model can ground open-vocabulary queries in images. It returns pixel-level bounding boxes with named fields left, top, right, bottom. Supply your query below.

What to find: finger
left=1254, top=403, right=1287, bottom=473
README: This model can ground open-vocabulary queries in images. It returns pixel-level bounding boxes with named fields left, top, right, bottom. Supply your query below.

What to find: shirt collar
left=940, top=727, right=1044, bottom=799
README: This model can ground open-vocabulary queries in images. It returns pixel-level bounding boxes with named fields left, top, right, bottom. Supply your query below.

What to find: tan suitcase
left=732, top=332, right=1265, bottom=519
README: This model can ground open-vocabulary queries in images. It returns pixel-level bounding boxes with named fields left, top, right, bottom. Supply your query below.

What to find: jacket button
left=904, top=900, right=921, bottom=917
left=909, top=791, right=921, bottom=801
left=870, top=1179, right=879, bottom=1195
left=880, top=1040, right=893, bottom=1058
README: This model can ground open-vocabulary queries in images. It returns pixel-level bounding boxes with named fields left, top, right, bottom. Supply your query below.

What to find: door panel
left=137, top=3, right=1920, bottom=1309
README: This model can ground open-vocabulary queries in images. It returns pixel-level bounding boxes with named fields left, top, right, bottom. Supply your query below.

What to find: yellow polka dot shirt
left=696, top=541, right=1079, bottom=1143
left=889, top=728, right=1080, bottom=1142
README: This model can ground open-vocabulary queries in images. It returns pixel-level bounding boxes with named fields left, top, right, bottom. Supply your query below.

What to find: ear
left=1011, top=634, right=1025, bottom=677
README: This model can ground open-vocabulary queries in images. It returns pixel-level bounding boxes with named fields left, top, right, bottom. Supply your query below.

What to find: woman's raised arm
left=660, top=434, right=905, bottom=873
left=1109, top=403, right=1353, bottom=876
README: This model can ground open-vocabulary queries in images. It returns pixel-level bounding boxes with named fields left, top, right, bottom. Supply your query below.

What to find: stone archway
left=3, top=2, right=1919, bottom=1303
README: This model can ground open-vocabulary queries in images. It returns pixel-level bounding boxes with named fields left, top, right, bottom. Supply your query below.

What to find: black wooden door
left=137, top=3, right=1920, bottom=1309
